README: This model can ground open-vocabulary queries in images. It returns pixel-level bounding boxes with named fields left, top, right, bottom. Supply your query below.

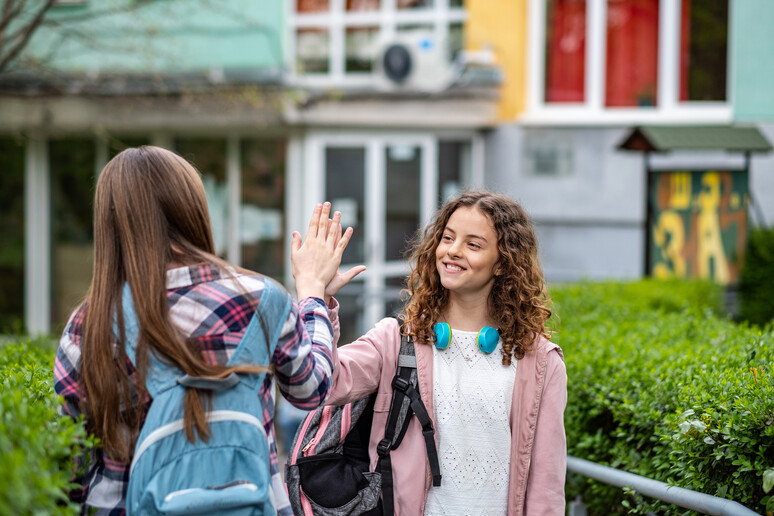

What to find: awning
left=618, top=125, right=773, bottom=153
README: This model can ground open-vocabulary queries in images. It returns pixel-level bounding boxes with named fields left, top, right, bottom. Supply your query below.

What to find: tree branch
left=0, top=0, right=57, bottom=72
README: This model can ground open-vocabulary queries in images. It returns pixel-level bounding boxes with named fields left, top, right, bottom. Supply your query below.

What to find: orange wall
left=466, top=0, right=529, bottom=121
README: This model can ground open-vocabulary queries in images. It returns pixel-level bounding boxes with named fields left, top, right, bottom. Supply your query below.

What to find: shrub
left=0, top=340, right=94, bottom=515
left=551, top=280, right=774, bottom=515
left=739, top=228, right=774, bottom=327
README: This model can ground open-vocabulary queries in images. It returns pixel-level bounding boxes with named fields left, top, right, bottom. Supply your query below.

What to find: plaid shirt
left=54, top=265, right=335, bottom=516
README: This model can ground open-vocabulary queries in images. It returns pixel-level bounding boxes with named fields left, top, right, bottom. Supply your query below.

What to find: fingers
left=327, top=211, right=341, bottom=246
left=316, top=202, right=332, bottom=240
left=336, top=226, right=354, bottom=253
left=306, top=203, right=322, bottom=238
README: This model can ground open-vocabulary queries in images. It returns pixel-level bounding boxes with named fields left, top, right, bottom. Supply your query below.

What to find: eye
left=442, top=234, right=453, bottom=242
left=469, top=242, right=481, bottom=250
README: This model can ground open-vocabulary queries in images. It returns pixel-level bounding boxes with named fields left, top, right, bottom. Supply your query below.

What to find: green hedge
left=739, top=228, right=774, bottom=327
left=0, top=340, right=94, bottom=515
left=551, top=280, right=774, bottom=515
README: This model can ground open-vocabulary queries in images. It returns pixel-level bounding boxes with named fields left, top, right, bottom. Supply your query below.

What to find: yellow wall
left=466, top=0, right=529, bottom=121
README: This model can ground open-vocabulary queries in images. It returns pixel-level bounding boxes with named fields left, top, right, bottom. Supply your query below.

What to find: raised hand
left=291, top=202, right=360, bottom=300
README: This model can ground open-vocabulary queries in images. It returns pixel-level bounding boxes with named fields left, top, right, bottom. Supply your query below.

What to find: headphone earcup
left=477, top=326, right=499, bottom=354
left=433, top=322, right=451, bottom=350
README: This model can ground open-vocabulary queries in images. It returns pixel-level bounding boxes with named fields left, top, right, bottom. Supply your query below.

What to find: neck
left=442, top=292, right=495, bottom=331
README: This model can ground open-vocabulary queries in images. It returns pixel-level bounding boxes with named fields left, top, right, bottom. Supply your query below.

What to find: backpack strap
left=120, top=283, right=182, bottom=398
left=377, top=332, right=442, bottom=515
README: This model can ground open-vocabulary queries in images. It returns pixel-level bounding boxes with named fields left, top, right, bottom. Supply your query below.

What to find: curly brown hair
left=401, top=190, right=552, bottom=365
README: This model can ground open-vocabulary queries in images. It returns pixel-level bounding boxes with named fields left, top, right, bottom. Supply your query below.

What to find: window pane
left=449, top=0, right=464, bottom=7
left=241, top=140, right=286, bottom=281
left=297, top=29, right=330, bottom=74
left=50, top=139, right=95, bottom=331
left=385, top=276, right=407, bottom=318
left=438, top=141, right=470, bottom=206
left=174, top=139, right=228, bottom=257
left=385, top=145, right=421, bottom=262
left=347, top=0, right=379, bottom=11
left=346, top=26, right=379, bottom=73
left=448, top=22, right=464, bottom=62
left=0, top=138, right=25, bottom=332
left=605, top=0, right=659, bottom=107
left=297, top=0, right=329, bottom=13
left=333, top=280, right=365, bottom=344
left=398, top=0, right=433, bottom=9
left=545, top=0, right=586, bottom=102
left=679, top=0, right=727, bottom=101
left=326, top=147, right=365, bottom=265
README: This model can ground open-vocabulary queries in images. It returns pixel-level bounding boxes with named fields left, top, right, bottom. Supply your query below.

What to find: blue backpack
left=121, top=279, right=291, bottom=515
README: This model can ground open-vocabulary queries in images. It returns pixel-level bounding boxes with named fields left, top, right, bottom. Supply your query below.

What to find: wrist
left=295, top=278, right=326, bottom=300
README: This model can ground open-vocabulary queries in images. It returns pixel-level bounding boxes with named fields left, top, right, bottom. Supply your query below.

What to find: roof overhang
left=618, top=125, right=773, bottom=153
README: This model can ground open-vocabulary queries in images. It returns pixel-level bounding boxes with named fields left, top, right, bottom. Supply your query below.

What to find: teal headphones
left=433, top=322, right=500, bottom=354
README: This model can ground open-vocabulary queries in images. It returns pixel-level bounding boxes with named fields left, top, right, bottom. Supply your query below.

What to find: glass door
left=303, top=132, right=475, bottom=341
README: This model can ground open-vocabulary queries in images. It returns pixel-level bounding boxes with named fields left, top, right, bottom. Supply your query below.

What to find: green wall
left=732, top=0, right=774, bottom=121
left=19, top=0, right=284, bottom=75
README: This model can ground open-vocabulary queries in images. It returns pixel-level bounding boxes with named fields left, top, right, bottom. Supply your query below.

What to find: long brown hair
left=81, top=145, right=264, bottom=463
left=402, top=190, right=552, bottom=365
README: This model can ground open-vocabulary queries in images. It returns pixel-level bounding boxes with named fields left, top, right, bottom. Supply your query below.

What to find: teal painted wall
left=19, top=0, right=284, bottom=75
left=732, top=0, right=774, bottom=121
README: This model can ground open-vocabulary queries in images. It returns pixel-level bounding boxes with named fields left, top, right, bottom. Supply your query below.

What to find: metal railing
left=567, top=456, right=760, bottom=516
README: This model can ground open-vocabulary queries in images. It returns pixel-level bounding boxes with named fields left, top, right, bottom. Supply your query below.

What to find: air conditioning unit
left=375, top=30, right=454, bottom=93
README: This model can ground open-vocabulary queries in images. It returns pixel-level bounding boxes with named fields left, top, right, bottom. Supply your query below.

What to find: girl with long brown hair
left=54, top=146, right=362, bottom=515
left=313, top=190, right=567, bottom=515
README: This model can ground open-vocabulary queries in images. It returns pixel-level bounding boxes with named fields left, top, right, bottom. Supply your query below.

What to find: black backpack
left=284, top=332, right=442, bottom=515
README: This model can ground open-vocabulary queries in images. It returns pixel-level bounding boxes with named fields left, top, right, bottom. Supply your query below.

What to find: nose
left=448, top=239, right=463, bottom=258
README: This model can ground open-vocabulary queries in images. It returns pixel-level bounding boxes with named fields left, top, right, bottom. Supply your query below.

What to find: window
left=679, top=0, right=727, bottom=101
left=532, top=0, right=729, bottom=121
left=544, top=0, right=586, bottom=103
left=290, top=0, right=466, bottom=84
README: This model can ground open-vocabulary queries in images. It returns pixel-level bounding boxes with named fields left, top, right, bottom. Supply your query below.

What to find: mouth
left=443, top=262, right=465, bottom=272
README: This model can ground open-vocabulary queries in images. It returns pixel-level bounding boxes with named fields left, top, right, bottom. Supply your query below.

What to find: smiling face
left=435, top=206, right=501, bottom=300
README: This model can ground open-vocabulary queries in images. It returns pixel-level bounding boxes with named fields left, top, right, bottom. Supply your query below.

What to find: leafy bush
left=739, top=228, right=774, bottom=326
left=0, top=340, right=94, bottom=515
left=551, top=280, right=774, bottom=515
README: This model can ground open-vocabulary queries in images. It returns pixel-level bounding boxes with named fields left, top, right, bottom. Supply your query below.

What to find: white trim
left=25, top=136, right=50, bottom=335
left=658, top=0, right=680, bottom=111
left=586, top=0, right=605, bottom=111
left=131, top=410, right=267, bottom=474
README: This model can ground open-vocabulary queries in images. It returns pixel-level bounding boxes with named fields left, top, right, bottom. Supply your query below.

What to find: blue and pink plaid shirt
left=54, top=264, right=335, bottom=516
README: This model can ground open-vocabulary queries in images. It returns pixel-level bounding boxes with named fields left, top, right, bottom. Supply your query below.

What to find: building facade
left=2, top=0, right=772, bottom=337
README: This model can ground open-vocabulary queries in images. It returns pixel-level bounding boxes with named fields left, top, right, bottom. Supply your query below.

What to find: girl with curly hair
left=304, top=189, right=567, bottom=515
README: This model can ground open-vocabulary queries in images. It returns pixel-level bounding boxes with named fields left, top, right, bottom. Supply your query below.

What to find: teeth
left=446, top=264, right=463, bottom=271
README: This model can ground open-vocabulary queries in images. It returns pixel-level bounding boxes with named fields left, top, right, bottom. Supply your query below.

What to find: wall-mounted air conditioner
left=375, top=30, right=453, bottom=93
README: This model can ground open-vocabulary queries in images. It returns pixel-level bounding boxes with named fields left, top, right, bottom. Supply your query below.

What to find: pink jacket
left=326, top=305, right=567, bottom=515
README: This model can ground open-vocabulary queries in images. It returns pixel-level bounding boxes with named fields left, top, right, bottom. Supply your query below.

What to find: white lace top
left=423, top=329, right=517, bottom=515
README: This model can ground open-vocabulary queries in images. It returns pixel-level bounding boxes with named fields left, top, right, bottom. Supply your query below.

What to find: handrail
left=567, top=456, right=760, bottom=516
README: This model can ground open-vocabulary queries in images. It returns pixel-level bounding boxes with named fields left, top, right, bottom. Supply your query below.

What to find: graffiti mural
left=649, top=170, right=749, bottom=285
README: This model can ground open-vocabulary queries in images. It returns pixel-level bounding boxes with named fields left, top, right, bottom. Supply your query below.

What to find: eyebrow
left=443, top=226, right=489, bottom=243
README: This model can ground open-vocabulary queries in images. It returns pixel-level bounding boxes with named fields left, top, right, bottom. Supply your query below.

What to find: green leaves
left=554, top=279, right=772, bottom=514
left=0, top=340, right=94, bottom=515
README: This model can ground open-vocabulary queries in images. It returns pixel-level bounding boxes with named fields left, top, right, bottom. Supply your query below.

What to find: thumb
left=341, top=265, right=367, bottom=283
left=291, top=231, right=302, bottom=255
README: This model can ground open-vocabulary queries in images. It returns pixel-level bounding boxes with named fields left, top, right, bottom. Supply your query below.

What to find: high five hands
left=291, top=202, right=366, bottom=303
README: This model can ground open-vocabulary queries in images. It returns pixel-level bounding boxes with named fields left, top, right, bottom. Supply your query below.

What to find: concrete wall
left=484, top=123, right=774, bottom=283
left=20, top=0, right=284, bottom=74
